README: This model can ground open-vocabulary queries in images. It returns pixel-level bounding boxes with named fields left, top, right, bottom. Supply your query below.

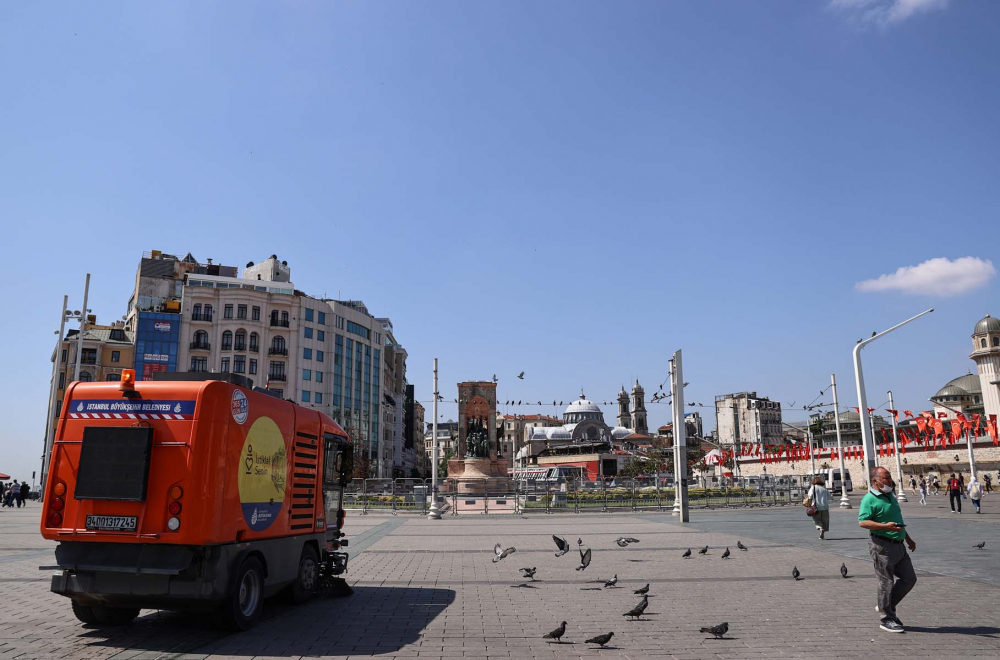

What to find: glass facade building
left=133, top=312, right=180, bottom=380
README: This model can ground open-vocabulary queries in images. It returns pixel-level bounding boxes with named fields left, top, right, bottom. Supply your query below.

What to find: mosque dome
left=611, top=426, right=632, bottom=440
left=932, top=373, right=981, bottom=400
left=565, top=392, right=602, bottom=415
left=974, top=314, right=1000, bottom=335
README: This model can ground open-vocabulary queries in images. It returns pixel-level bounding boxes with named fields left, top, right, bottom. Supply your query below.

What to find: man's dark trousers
left=869, top=535, right=917, bottom=622
left=949, top=490, right=962, bottom=512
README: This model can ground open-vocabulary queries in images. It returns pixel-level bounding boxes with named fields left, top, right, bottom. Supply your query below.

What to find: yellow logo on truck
left=238, top=416, right=287, bottom=531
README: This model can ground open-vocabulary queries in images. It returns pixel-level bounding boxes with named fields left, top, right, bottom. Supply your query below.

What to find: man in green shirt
left=858, top=467, right=917, bottom=633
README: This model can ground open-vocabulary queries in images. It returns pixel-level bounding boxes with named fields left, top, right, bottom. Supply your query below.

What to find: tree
left=439, top=450, right=453, bottom=478
left=345, top=425, right=371, bottom=479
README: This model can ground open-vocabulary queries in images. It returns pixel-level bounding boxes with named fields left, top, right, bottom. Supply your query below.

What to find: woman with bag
left=805, top=476, right=831, bottom=539
left=968, top=476, right=983, bottom=514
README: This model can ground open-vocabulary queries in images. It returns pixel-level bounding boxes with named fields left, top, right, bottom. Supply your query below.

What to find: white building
left=714, top=391, right=784, bottom=449
left=971, top=314, right=1000, bottom=422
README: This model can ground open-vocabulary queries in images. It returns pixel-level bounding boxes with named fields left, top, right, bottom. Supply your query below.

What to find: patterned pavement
left=1, top=493, right=999, bottom=659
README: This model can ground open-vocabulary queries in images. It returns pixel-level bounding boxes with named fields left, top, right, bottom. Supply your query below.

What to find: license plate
left=85, top=515, right=137, bottom=532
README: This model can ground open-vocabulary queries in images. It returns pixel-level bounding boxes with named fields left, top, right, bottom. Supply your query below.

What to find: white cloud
left=830, top=0, right=948, bottom=27
left=856, top=257, right=996, bottom=296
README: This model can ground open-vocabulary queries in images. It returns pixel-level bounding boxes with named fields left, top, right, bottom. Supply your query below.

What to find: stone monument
left=448, top=380, right=508, bottom=491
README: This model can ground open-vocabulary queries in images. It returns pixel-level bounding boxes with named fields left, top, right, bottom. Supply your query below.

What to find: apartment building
left=714, top=391, right=784, bottom=449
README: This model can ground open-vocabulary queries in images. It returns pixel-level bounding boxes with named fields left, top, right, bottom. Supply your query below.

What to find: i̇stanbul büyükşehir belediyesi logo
left=238, top=416, right=287, bottom=531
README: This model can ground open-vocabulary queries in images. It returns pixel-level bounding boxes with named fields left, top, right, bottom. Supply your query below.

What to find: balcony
left=267, top=373, right=287, bottom=382
left=249, top=345, right=259, bottom=353
left=268, top=347, right=288, bottom=356
left=191, top=312, right=213, bottom=322
left=81, top=357, right=97, bottom=365
left=220, top=344, right=233, bottom=352
left=189, top=366, right=208, bottom=373
left=189, top=341, right=211, bottom=351
left=234, top=343, right=246, bottom=352
left=270, top=318, right=290, bottom=328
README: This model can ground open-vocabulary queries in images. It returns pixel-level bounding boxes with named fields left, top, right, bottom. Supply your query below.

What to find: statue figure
left=465, top=418, right=489, bottom=458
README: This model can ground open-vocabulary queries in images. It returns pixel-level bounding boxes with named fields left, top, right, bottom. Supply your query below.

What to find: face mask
left=879, top=483, right=894, bottom=494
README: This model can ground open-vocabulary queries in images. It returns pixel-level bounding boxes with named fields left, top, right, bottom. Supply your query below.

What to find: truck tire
left=290, top=546, right=319, bottom=604
left=93, top=606, right=140, bottom=625
left=219, top=556, right=265, bottom=631
left=71, top=600, right=99, bottom=625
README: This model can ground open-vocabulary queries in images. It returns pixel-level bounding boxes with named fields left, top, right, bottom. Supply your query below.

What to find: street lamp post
left=428, top=358, right=442, bottom=519
left=670, top=350, right=689, bottom=522
left=853, top=309, right=934, bottom=477
left=39, top=295, right=69, bottom=501
left=831, top=373, right=851, bottom=509
left=887, top=390, right=907, bottom=502
left=73, top=274, right=91, bottom=382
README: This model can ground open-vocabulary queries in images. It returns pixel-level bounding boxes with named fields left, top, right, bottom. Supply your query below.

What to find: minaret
left=617, top=386, right=631, bottom=428
left=971, top=314, right=1000, bottom=422
left=631, top=380, right=648, bottom=435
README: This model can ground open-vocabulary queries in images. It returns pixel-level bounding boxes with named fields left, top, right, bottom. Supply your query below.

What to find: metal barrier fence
left=342, top=476, right=818, bottom=515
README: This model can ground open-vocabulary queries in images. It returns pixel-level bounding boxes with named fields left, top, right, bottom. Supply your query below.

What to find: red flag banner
left=903, top=410, right=914, bottom=419
left=933, top=419, right=945, bottom=444
left=972, top=414, right=982, bottom=437
left=951, top=419, right=963, bottom=442
left=887, top=409, right=899, bottom=421
left=921, top=411, right=934, bottom=419
left=915, top=417, right=927, bottom=434
left=868, top=408, right=876, bottom=415
left=938, top=412, right=949, bottom=419
left=852, top=407, right=860, bottom=413
left=989, top=415, right=998, bottom=445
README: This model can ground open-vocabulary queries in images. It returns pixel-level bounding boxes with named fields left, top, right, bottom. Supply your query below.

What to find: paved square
left=2, top=494, right=999, bottom=659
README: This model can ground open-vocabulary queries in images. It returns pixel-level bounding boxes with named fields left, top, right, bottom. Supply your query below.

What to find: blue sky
left=2, top=1, right=999, bottom=481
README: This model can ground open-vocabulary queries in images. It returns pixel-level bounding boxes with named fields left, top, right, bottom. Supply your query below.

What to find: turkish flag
left=951, top=419, right=963, bottom=442
left=852, top=407, right=860, bottom=413
left=972, top=414, right=981, bottom=437
left=868, top=407, right=876, bottom=415
left=989, top=415, right=999, bottom=445
left=903, top=410, right=914, bottom=419
left=938, top=412, right=949, bottom=419
left=933, top=419, right=945, bottom=444
left=887, top=409, right=899, bottom=421
left=921, top=411, right=934, bottom=420
left=916, top=417, right=927, bottom=434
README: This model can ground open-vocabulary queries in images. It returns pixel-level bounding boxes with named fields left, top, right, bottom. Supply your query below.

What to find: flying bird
left=792, top=566, right=801, bottom=580
left=542, top=621, right=567, bottom=643
left=698, top=546, right=709, bottom=555
left=518, top=371, right=525, bottom=379
left=700, top=622, right=729, bottom=639
left=520, top=567, right=537, bottom=580
left=623, top=596, right=649, bottom=620
left=576, top=547, right=592, bottom=571
left=975, top=541, right=986, bottom=550
left=615, top=537, right=640, bottom=547
left=737, top=541, right=748, bottom=551
left=585, top=632, right=614, bottom=648
left=721, top=547, right=731, bottom=559
left=603, top=574, right=618, bottom=588
left=492, top=543, right=516, bottom=563
left=553, top=535, right=571, bottom=557
left=840, top=563, right=849, bottom=578
left=682, top=548, right=692, bottom=558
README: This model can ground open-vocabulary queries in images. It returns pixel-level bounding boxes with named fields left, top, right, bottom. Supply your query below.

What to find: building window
left=221, top=357, right=230, bottom=372
left=249, top=332, right=259, bottom=352
left=224, top=304, right=233, bottom=319
left=249, top=358, right=257, bottom=375
left=303, top=348, right=312, bottom=360
left=302, top=391, right=311, bottom=403
left=105, top=373, right=121, bottom=382
left=315, top=392, right=323, bottom=404
left=317, top=330, right=325, bottom=342
left=303, top=369, right=312, bottom=381
left=271, top=388, right=283, bottom=398
left=191, top=356, right=207, bottom=372
left=269, top=361, right=286, bottom=378
left=61, top=349, right=67, bottom=363
left=983, top=339, right=988, bottom=348
left=79, top=371, right=93, bottom=382
left=316, top=350, right=324, bottom=362
left=222, top=331, right=233, bottom=350
left=305, top=308, right=314, bottom=322
left=281, top=310, right=289, bottom=323
left=238, top=304, right=247, bottom=319
left=235, top=330, right=246, bottom=351
left=315, top=371, right=323, bottom=383
left=193, top=303, right=201, bottom=318
left=58, top=372, right=65, bottom=389
left=270, top=336, right=286, bottom=354
left=304, top=327, right=313, bottom=339
left=994, top=337, right=1000, bottom=348
left=336, top=315, right=344, bottom=329
left=252, top=305, right=260, bottom=321
left=204, top=304, right=213, bottom=320
left=111, top=351, right=120, bottom=363
left=318, top=311, right=326, bottom=325
left=234, top=355, right=246, bottom=373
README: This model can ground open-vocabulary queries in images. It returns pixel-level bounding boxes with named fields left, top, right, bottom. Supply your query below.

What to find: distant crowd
left=2, top=480, right=31, bottom=508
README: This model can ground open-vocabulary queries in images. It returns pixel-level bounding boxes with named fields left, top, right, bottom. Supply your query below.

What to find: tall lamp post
left=831, top=373, right=851, bottom=508
left=40, top=295, right=70, bottom=501
left=428, top=358, right=443, bottom=519
left=886, top=390, right=908, bottom=502
left=670, top=350, right=689, bottom=523
left=853, top=309, right=934, bottom=478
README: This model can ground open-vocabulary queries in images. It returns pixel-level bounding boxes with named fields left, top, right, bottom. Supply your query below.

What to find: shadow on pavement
left=78, top=587, right=456, bottom=657
left=906, top=626, right=1000, bottom=638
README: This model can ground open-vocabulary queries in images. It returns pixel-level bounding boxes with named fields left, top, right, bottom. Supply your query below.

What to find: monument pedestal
left=448, top=457, right=509, bottom=493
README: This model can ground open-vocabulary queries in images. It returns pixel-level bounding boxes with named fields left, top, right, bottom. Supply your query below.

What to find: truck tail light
left=53, top=481, right=66, bottom=497
left=166, top=485, right=183, bottom=531
left=50, top=497, right=65, bottom=512
left=168, top=500, right=182, bottom=515
left=46, top=511, right=63, bottom=527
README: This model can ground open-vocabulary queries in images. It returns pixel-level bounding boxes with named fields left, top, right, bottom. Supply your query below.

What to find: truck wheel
left=219, top=556, right=264, bottom=631
left=291, top=547, right=319, bottom=604
left=71, top=600, right=99, bottom=625
left=93, top=606, right=140, bottom=625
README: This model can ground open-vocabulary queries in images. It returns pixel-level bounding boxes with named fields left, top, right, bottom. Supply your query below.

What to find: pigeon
left=543, top=621, right=567, bottom=643
left=615, top=537, right=640, bottom=547
left=682, top=548, right=692, bottom=558
left=634, top=583, right=650, bottom=595
left=840, top=563, right=849, bottom=578
left=721, top=547, right=731, bottom=559
left=576, top=547, right=592, bottom=571
left=698, top=546, right=709, bottom=555
left=518, top=371, right=525, bottom=379
left=578, top=537, right=583, bottom=547
left=975, top=541, right=986, bottom=550
left=700, top=622, right=729, bottom=639
left=792, top=566, right=801, bottom=580
left=737, top=541, right=748, bottom=551
left=553, top=535, right=571, bottom=557
left=623, top=596, right=649, bottom=620
left=603, top=574, right=618, bottom=588
left=520, top=567, right=537, bottom=580
left=585, top=632, right=614, bottom=648
left=493, top=543, right=516, bottom=563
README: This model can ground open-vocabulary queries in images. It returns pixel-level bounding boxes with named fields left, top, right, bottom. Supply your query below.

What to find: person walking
left=918, top=477, right=927, bottom=506
left=19, top=481, right=29, bottom=506
left=967, top=476, right=983, bottom=514
left=931, top=475, right=940, bottom=495
left=959, top=473, right=966, bottom=500
left=908, top=475, right=917, bottom=495
left=947, top=473, right=962, bottom=513
left=859, top=467, right=917, bottom=634
left=984, top=473, right=993, bottom=494
left=806, top=476, right=831, bottom=540
left=10, top=480, right=20, bottom=508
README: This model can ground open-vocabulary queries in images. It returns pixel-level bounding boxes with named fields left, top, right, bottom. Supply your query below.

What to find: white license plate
left=85, top=515, right=137, bottom=532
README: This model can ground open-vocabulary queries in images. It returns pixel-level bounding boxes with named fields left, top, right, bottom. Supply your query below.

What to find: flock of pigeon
left=491, top=534, right=733, bottom=648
